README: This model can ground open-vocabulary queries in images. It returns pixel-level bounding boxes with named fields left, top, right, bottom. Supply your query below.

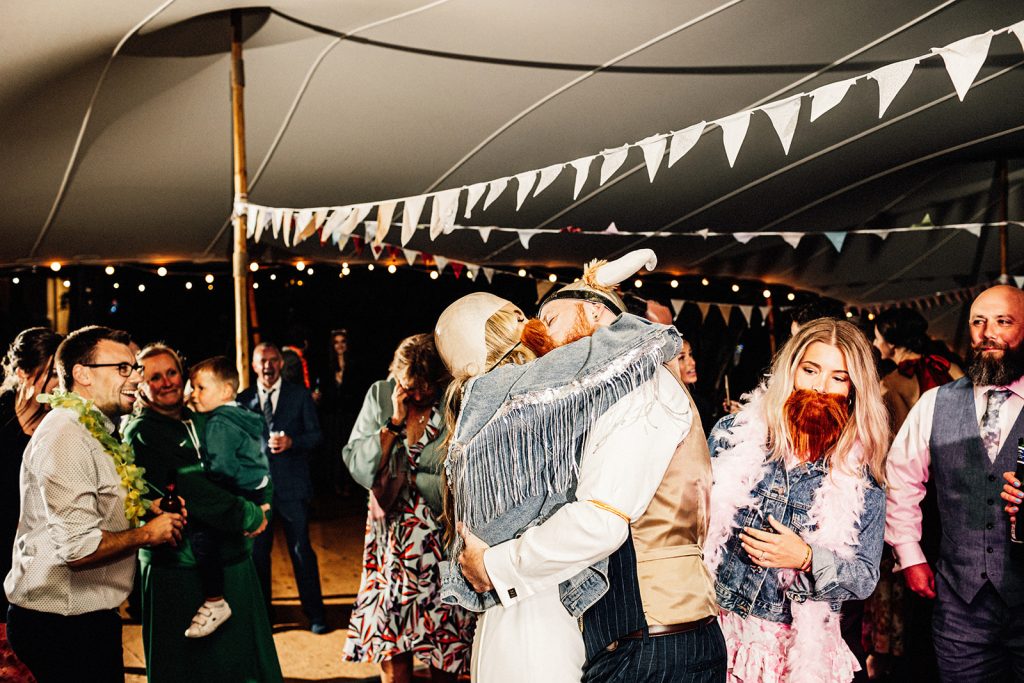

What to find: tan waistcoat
left=629, top=381, right=719, bottom=626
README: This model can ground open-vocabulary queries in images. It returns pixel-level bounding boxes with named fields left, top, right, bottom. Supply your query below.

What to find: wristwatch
left=383, top=419, right=404, bottom=435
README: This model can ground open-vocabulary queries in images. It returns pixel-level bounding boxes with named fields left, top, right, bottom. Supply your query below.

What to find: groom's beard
left=784, top=389, right=850, bottom=462
left=555, top=306, right=598, bottom=347
left=521, top=319, right=556, bottom=358
left=967, top=341, right=1024, bottom=387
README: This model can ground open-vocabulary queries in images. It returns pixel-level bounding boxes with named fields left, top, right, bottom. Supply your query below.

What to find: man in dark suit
left=239, top=342, right=328, bottom=633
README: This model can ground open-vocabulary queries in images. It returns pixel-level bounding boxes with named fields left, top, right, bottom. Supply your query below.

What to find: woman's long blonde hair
left=761, top=318, right=890, bottom=486
left=439, top=307, right=542, bottom=541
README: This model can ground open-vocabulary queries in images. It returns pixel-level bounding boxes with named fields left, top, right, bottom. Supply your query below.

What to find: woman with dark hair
left=319, top=328, right=360, bottom=495
left=342, top=334, right=474, bottom=683
left=863, top=308, right=962, bottom=680
left=0, top=326, right=62, bottom=681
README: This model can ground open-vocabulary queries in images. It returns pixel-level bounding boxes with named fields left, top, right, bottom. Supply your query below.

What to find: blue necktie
left=262, top=390, right=275, bottom=428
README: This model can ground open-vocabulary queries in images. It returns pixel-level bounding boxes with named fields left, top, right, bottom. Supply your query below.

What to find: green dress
left=124, top=407, right=283, bottom=683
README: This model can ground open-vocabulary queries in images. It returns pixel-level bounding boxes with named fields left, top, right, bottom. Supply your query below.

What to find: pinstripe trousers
left=581, top=619, right=727, bottom=682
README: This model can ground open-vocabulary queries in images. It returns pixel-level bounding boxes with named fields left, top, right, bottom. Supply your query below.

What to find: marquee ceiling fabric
left=2, top=1, right=1022, bottom=326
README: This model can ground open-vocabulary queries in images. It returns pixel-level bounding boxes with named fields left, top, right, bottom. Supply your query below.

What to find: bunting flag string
left=237, top=199, right=1021, bottom=254
left=234, top=21, right=1022, bottom=252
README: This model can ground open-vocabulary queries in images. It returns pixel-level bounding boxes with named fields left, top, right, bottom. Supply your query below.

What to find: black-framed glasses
left=80, top=362, right=143, bottom=378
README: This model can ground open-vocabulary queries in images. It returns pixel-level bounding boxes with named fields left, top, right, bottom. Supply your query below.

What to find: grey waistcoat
left=931, top=377, right=1024, bottom=606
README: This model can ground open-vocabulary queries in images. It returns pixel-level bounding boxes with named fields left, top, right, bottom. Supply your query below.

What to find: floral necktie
left=981, top=388, right=1011, bottom=461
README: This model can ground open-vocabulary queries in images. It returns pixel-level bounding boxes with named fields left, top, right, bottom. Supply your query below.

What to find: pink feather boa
left=704, top=388, right=867, bottom=683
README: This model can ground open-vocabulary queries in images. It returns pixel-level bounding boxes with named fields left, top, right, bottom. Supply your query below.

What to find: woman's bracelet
left=799, top=543, right=813, bottom=572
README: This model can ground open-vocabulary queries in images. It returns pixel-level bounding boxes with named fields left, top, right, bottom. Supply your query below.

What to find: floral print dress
left=342, top=408, right=474, bottom=673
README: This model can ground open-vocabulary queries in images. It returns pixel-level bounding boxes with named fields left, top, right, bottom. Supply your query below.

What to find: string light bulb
left=12, top=277, right=19, bottom=284
left=762, top=289, right=771, bottom=298
left=307, top=268, right=314, bottom=275
left=104, top=266, right=115, bottom=275
left=157, top=267, right=168, bottom=277
left=113, top=282, right=120, bottom=289
left=62, top=280, right=71, bottom=288
left=341, top=266, right=350, bottom=276
left=548, top=273, right=557, bottom=283
left=367, top=264, right=375, bottom=271
left=846, top=311, right=854, bottom=318
left=867, top=312, right=876, bottom=321
left=49, top=262, right=61, bottom=272
left=387, top=264, right=397, bottom=274
left=249, top=262, right=259, bottom=272
left=731, top=284, right=740, bottom=292
left=701, top=278, right=710, bottom=286
left=634, top=279, right=643, bottom=288
left=296, top=261, right=306, bottom=271
left=253, top=282, right=259, bottom=290
left=430, top=271, right=439, bottom=280
left=518, top=269, right=527, bottom=277
left=138, top=284, right=146, bottom=292
left=787, top=292, right=796, bottom=301
left=205, top=274, right=214, bottom=284
left=670, top=279, right=679, bottom=288
left=185, top=282, right=193, bottom=290
left=269, top=273, right=277, bottom=281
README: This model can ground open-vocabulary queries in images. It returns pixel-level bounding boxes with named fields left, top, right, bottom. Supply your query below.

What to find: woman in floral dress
left=342, top=334, right=473, bottom=683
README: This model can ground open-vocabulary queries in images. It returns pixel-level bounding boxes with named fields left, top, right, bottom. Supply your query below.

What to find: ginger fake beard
left=783, top=389, right=850, bottom=462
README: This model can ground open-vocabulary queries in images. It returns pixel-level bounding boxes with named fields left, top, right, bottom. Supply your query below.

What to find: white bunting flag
left=781, top=233, right=803, bottom=249
left=335, top=234, right=350, bottom=252
left=518, top=230, right=541, bottom=250
left=570, top=156, right=594, bottom=199
left=810, top=79, right=855, bottom=122
left=402, top=248, right=419, bottom=266
left=534, top=164, right=563, bottom=197
left=670, top=299, right=685, bottom=317
left=864, top=229, right=892, bottom=240
left=233, top=200, right=246, bottom=219
left=374, top=201, right=396, bottom=246
left=668, top=122, right=705, bottom=167
left=695, top=228, right=710, bottom=239
left=739, top=305, right=754, bottom=325
left=697, top=302, right=712, bottom=321
left=1014, top=275, right=1024, bottom=289
left=364, top=221, right=378, bottom=244
left=934, top=31, right=994, bottom=101
left=292, top=209, right=314, bottom=246
left=322, top=207, right=350, bottom=244
left=716, top=111, right=752, bottom=168
left=759, top=305, right=771, bottom=321
left=340, top=204, right=372, bottom=237
left=719, top=304, right=734, bottom=322
left=637, top=135, right=668, bottom=182
left=434, top=255, right=449, bottom=273
left=464, top=182, right=487, bottom=219
left=466, top=264, right=480, bottom=280
left=477, top=226, right=494, bottom=243
left=761, top=96, right=802, bottom=154
left=271, top=208, right=284, bottom=240
left=429, top=189, right=460, bottom=240
left=869, top=58, right=918, bottom=118
left=482, top=267, right=495, bottom=283
left=255, top=207, right=270, bottom=243
left=1012, top=20, right=1024, bottom=52
left=281, top=210, right=295, bottom=246
left=825, top=231, right=847, bottom=252
left=401, top=196, right=426, bottom=246
left=514, top=171, right=538, bottom=210
left=732, top=232, right=757, bottom=244
left=961, top=225, right=982, bottom=238
left=483, top=177, right=509, bottom=210
left=246, top=205, right=259, bottom=239
left=599, top=146, right=630, bottom=185
left=314, top=209, right=328, bottom=232
left=604, top=222, right=620, bottom=234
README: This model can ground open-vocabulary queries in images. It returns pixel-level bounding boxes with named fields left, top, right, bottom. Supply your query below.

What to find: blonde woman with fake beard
left=705, top=318, right=890, bottom=683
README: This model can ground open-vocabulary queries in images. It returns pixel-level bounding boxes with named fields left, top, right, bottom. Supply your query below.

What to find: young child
left=185, top=355, right=271, bottom=638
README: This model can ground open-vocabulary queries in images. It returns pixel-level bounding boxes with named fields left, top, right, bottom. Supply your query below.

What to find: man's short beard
left=967, top=342, right=1024, bottom=386
left=556, top=306, right=598, bottom=347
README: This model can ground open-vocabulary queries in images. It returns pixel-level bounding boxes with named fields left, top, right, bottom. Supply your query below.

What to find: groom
left=458, top=251, right=725, bottom=682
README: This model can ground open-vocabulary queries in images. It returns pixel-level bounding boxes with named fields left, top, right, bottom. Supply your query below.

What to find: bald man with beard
left=886, top=285, right=1024, bottom=682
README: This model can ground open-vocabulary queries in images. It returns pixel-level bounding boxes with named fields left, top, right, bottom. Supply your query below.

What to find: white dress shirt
left=257, top=378, right=282, bottom=415
left=4, top=407, right=135, bottom=615
left=483, top=366, right=692, bottom=606
left=885, top=375, right=1024, bottom=570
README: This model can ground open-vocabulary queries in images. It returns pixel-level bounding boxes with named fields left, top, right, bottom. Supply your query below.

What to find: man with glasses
left=4, top=326, right=185, bottom=683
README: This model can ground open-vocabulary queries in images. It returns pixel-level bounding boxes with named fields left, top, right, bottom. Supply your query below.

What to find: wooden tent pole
left=998, top=157, right=1009, bottom=284
left=230, top=11, right=251, bottom=389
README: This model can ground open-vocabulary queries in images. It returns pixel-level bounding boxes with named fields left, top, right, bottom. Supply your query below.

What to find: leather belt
left=619, top=616, right=716, bottom=640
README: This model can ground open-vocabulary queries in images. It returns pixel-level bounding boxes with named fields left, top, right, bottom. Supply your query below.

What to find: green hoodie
left=205, top=402, right=269, bottom=492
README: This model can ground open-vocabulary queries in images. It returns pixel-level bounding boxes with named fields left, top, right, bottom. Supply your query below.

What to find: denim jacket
left=708, top=414, right=885, bottom=624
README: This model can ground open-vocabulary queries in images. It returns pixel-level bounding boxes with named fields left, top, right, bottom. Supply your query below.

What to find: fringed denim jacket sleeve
left=787, top=483, right=886, bottom=603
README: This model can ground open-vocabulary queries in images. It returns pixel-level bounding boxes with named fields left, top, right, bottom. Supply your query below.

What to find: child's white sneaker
left=184, top=599, right=232, bottom=638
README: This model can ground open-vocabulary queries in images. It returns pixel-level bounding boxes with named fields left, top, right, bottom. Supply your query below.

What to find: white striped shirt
left=4, top=407, right=135, bottom=615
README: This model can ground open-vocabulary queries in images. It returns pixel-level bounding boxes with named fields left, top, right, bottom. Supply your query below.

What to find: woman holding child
left=124, top=344, right=282, bottom=683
